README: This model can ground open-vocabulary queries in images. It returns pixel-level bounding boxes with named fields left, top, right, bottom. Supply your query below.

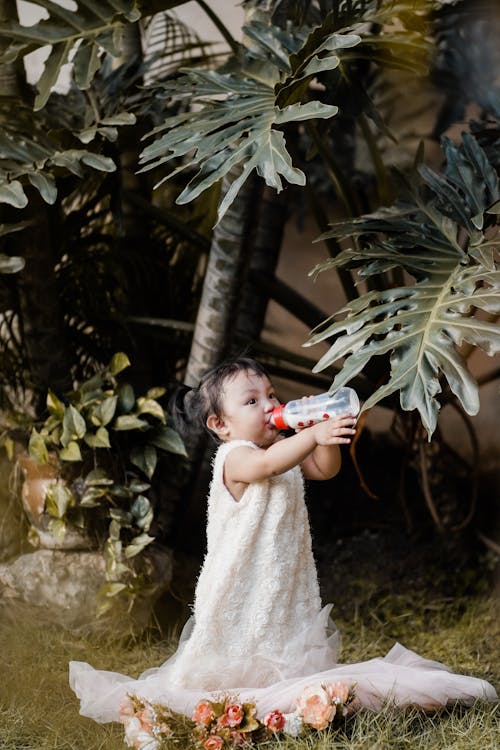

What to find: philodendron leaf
left=308, top=135, right=500, bottom=438
left=0, top=180, right=27, bottom=208
left=139, top=19, right=359, bottom=222
left=0, top=0, right=140, bottom=109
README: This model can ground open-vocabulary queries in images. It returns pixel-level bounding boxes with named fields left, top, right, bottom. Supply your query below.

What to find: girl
left=70, top=358, right=496, bottom=724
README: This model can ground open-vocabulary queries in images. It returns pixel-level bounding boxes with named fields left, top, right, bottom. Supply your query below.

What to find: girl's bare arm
left=224, top=416, right=356, bottom=485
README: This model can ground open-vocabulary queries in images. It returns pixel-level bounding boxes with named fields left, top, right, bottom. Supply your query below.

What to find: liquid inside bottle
left=271, top=388, right=360, bottom=430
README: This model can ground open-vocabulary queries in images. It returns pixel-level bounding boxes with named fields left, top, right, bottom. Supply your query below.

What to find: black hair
left=170, top=357, right=270, bottom=442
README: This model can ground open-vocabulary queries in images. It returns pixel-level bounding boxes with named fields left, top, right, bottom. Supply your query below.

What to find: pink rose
left=203, top=736, right=224, bottom=750
left=264, top=709, right=285, bottom=732
left=193, top=700, right=215, bottom=727
left=296, top=685, right=335, bottom=730
left=326, top=682, right=350, bottom=704
left=218, top=702, right=243, bottom=728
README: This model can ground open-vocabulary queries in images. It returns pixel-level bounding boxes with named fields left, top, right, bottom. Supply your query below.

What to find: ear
left=206, top=413, right=228, bottom=439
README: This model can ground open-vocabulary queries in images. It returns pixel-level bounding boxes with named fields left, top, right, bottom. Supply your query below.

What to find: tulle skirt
left=69, top=605, right=497, bottom=724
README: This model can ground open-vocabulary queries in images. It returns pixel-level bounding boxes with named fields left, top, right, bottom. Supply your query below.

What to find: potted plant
left=19, top=352, right=186, bottom=615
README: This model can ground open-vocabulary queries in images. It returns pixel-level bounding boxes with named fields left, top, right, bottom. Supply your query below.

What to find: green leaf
left=149, top=426, right=187, bottom=456
left=46, top=390, right=65, bottom=420
left=45, top=480, right=75, bottom=519
left=59, top=440, right=83, bottom=461
left=61, top=405, right=87, bottom=447
left=84, top=427, right=111, bottom=448
left=97, top=395, right=118, bottom=426
left=27, top=171, right=57, bottom=204
left=0, top=254, right=24, bottom=274
left=139, top=19, right=359, bottom=222
left=28, top=429, right=49, bottom=464
left=130, top=444, right=157, bottom=479
left=118, top=383, right=136, bottom=413
left=124, top=533, right=155, bottom=559
left=85, top=468, right=113, bottom=486
left=145, top=387, right=166, bottom=400
left=131, top=495, right=153, bottom=531
left=113, top=415, right=149, bottom=431
left=0, top=180, right=28, bottom=208
left=0, top=0, right=140, bottom=105
left=109, top=508, right=133, bottom=526
left=308, top=133, right=500, bottom=438
left=136, top=397, right=165, bottom=423
left=99, top=582, right=128, bottom=598
left=108, top=352, right=131, bottom=376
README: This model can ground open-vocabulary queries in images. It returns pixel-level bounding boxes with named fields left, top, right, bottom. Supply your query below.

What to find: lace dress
left=69, top=440, right=497, bottom=723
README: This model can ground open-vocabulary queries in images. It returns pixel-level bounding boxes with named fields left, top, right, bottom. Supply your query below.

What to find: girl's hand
left=307, top=414, right=357, bottom=446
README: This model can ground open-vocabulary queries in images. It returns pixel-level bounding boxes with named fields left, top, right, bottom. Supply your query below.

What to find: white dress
left=69, top=440, right=497, bottom=723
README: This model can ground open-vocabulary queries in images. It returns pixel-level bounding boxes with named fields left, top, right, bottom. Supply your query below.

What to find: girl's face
left=206, top=370, right=280, bottom=446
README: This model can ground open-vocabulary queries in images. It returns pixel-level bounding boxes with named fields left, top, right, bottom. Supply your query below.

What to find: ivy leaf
left=149, top=426, right=186, bottom=456
left=59, top=440, right=83, bottom=462
left=130, top=444, right=157, bottom=479
left=28, top=429, right=49, bottom=464
left=108, top=352, right=131, bottom=376
left=113, top=415, right=149, bottom=431
left=84, top=427, right=111, bottom=449
left=124, top=533, right=155, bottom=559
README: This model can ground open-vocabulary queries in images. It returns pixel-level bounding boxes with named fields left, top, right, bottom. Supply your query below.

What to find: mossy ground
left=1, top=457, right=499, bottom=749
left=0, top=591, right=498, bottom=750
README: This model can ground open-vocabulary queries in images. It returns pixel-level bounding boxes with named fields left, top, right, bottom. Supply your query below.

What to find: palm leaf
left=306, top=133, right=500, bottom=437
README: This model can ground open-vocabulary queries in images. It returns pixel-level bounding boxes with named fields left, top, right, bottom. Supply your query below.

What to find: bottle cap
left=270, top=405, right=288, bottom=430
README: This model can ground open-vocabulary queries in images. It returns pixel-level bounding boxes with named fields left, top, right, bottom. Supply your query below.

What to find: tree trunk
left=230, top=186, right=287, bottom=353
left=184, top=167, right=262, bottom=388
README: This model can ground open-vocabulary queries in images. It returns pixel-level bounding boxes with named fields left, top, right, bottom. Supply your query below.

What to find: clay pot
left=18, top=454, right=91, bottom=550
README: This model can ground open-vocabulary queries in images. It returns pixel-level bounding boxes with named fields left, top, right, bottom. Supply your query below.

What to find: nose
left=263, top=397, right=274, bottom=412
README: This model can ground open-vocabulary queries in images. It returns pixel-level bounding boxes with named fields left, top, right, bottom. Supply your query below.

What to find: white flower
left=282, top=710, right=304, bottom=737
left=123, top=717, right=159, bottom=750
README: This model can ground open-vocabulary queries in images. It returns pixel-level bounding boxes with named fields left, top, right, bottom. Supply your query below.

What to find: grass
left=0, top=594, right=497, bottom=750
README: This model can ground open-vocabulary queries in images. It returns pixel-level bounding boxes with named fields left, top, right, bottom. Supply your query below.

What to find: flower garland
left=119, top=681, right=356, bottom=749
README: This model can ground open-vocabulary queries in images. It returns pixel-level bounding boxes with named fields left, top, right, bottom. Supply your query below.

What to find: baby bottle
left=270, top=387, right=360, bottom=430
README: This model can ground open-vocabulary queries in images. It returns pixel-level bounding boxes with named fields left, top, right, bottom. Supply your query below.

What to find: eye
left=269, top=392, right=278, bottom=400
left=247, top=397, right=257, bottom=405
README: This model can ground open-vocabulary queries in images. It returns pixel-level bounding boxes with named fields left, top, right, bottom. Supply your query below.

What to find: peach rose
left=119, top=695, right=136, bottom=721
left=296, top=685, right=335, bottom=730
left=193, top=700, right=215, bottom=726
left=326, top=681, right=350, bottom=704
left=203, top=735, right=224, bottom=750
left=218, top=702, right=243, bottom=728
left=264, top=709, right=286, bottom=732
left=136, top=706, right=154, bottom=732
